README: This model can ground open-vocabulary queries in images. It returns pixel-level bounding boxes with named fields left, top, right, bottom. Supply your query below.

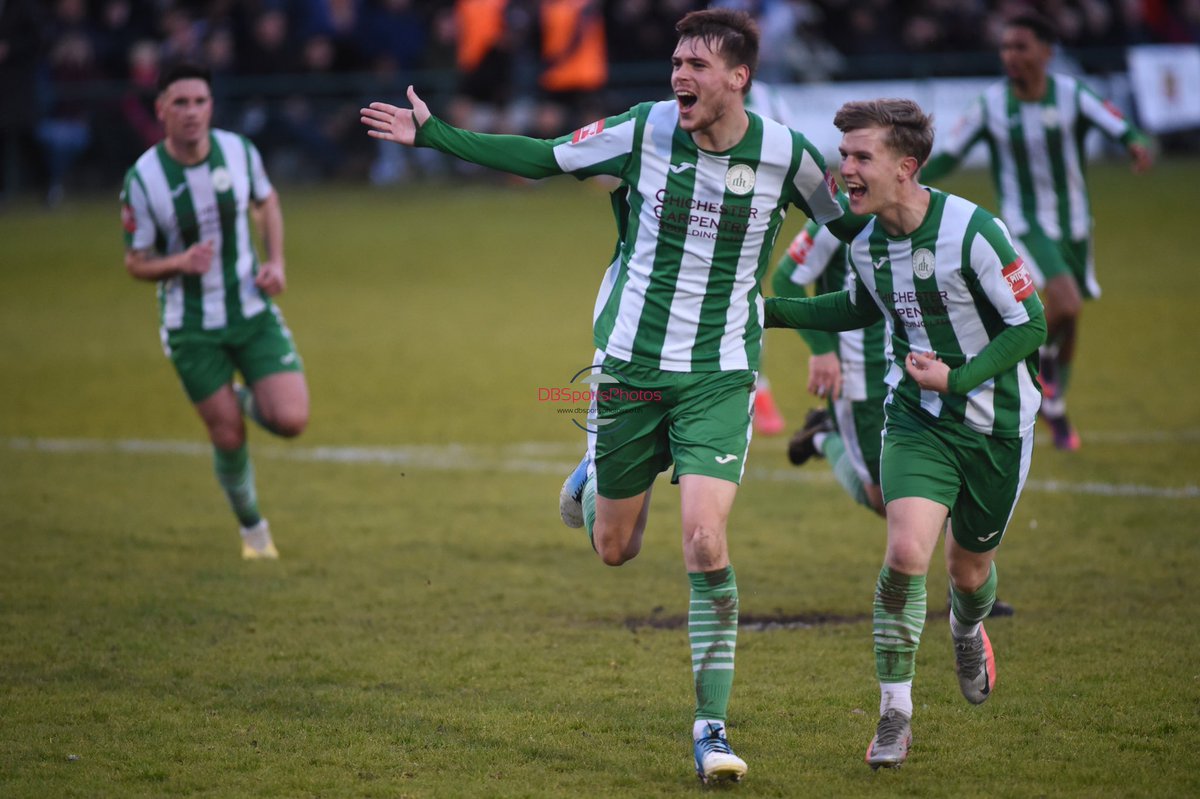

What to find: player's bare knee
left=948, top=560, right=991, bottom=593
left=274, top=410, right=308, bottom=438
left=263, top=403, right=308, bottom=438
left=593, top=523, right=638, bottom=566
left=684, top=523, right=726, bottom=569
left=207, top=422, right=246, bottom=451
left=885, top=537, right=928, bottom=574
left=596, top=538, right=635, bottom=567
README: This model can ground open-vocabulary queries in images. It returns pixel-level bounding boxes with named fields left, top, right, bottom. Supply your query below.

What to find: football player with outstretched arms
left=362, top=8, right=867, bottom=783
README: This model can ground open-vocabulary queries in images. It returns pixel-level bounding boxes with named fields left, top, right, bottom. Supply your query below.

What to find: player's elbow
left=1029, top=310, right=1048, bottom=347
left=124, top=253, right=148, bottom=280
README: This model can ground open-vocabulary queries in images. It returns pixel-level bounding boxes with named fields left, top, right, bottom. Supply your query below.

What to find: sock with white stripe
left=873, top=566, right=926, bottom=685
left=950, top=562, right=997, bottom=638
left=823, top=433, right=872, bottom=511
left=213, top=444, right=261, bottom=528
left=689, top=566, right=738, bottom=722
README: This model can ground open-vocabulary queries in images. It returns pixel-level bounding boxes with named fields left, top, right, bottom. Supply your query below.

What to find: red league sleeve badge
left=1002, top=258, right=1035, bottom=301
left=121, top=203, right=137, bottom=234
left=571, top=119, right=605, bottom=145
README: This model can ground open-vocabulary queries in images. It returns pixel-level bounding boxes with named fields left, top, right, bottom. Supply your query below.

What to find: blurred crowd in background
left=1, top=0, right=1198, bottom=204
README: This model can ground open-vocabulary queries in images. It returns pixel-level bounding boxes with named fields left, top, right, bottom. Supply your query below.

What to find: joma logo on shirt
left=1002, top=258, right=1035, bottom=301
left=571, top=119, right=605, bottom=144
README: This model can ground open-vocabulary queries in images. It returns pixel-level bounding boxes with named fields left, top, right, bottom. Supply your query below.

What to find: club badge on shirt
left=211, top=166, right=233, bottom=193
left=725, top=164, right=755, bottom=195
left=912, top=248, right=936, bottom=280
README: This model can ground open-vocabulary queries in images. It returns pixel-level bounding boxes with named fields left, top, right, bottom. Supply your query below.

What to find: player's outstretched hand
left=360, top=86, right=430, bottom=146
left=905, top=351, right=950, bottom=394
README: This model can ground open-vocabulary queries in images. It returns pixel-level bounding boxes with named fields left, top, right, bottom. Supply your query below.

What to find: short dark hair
left=675, top=8, right=759, bottom=94
left=833, top=99, right=935, bottom=166
left=1006, top=12, right=1057, bottom=45
left=157, top=62, right=212, bottom=95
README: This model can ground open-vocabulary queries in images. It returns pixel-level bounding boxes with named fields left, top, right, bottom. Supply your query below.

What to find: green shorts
left=831, top=395, right=885, bottom=486
left=590, top=354, right=755, bottom=499
left=164, top=306, right=303, bottom=403
left=880, top=401, right=1034, bottom=553
left=1016, top=229, right=1098, bottom=299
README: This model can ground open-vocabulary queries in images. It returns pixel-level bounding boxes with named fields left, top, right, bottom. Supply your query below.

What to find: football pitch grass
left=2, top=160, right=1198, bottom=797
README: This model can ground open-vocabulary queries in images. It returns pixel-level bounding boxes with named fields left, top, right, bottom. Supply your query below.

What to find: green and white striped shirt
left=766, top=190, right=1046, bottom=438
left=775, top=220, right=890, bottom=402
left=416, top=101, right=849, bottom=372
left=121, top=129, right=274, bottom=333
left=924, top=73, right=1146, bottom=243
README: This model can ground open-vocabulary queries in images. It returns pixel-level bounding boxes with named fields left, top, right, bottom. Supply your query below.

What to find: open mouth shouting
left=676, top=89, right=698, bottom=116
left=845, top=179, right=867, bottom=207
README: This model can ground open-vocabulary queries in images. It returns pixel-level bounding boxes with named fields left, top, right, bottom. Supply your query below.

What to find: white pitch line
left=5, top=436, right=1199, bottom=500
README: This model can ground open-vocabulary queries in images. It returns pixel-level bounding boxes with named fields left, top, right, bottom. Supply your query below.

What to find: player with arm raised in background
left=921, top=12, right=1151, bottom=450
left=766, top=98, right=1045, bottom=769
left=120, top=63, right=309, bottom=560
left=362, top=8, right=865, bottom=783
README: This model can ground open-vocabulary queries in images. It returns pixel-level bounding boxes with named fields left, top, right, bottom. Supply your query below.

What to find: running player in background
left=120, top=63, right=309, bottom=560
left=766, top=98, right=1045, bottom=769
left=773, top=219, right=889, bottom=515
left=921, top=12, right=1152, bottom=450
left=362, top=8, right=865, bottom=783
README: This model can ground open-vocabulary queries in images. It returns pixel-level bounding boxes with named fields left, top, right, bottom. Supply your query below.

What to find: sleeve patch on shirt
left=571, top=119, right=605, bottom=144
left=787, top=230, right=815, bottom=263
left=1003, top=258, right=1035, bottom=301
left=1103, top=99, right=1125, bottom=120
left=121, top=203, right=137, bottom=234
left=824, top=168, right=839, bottom=199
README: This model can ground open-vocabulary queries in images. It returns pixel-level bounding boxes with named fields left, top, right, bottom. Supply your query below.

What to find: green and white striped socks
left=213, top=443, right=261, bottom=528
left=689, top=566, right=738, bottom=722
left=874, top=566, right=925, bottom=716
left=950, top=563, right=998, bottom=638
